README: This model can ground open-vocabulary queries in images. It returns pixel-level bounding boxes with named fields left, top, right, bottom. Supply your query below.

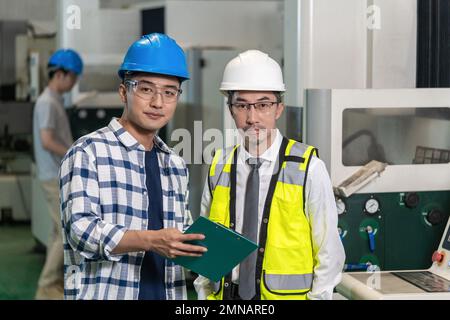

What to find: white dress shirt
left=194, top=129, right=345, bottom=300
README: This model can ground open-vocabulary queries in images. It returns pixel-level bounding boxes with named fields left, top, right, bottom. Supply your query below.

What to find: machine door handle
left=338, top=227, right=343, bottom=241
left=367, top=226, right=375, bottom=252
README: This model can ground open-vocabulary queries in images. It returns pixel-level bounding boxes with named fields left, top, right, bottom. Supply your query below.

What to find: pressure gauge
left=336, top=197, right=346, bottom=215
left=364, top=197, right=380, bottom=215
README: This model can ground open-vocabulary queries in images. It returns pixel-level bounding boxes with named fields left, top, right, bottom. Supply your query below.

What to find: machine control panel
left=338, top=191, right=450, bottom=271
left=404, top=192, right=420, bottom=208
left=364, top=197, right=380, bottom=215
left=432, top=251, right=445, bottom=264
left=336, top=197, right=347, bottom=215
left=427, top=209, right=445, bottom=226
left=392, top=271, right=450, bottom=292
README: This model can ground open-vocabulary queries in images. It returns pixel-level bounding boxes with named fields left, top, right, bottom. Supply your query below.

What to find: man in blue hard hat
left=59, top=33, right=206, bottom=300
left=33, top=48, right=83, bottom=300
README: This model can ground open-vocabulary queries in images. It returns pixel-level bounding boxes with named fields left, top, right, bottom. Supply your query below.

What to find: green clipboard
left=171, top=216, right=258, bottom=282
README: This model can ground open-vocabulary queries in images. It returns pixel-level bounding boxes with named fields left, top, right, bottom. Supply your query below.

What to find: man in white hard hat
left=194, top=50, right=345, bottom=300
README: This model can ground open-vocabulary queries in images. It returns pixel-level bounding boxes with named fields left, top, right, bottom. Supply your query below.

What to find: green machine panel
left=338, top=191, right=450, bottom=271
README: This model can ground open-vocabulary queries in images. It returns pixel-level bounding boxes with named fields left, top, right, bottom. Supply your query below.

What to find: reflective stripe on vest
left=208, top=145, right=239, bottom=229
left=207, top=138, right=317, bottom=300
left=264, top=273, right=314, bottom=291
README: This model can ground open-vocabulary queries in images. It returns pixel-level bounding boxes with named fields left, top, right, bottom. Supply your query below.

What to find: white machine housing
left=305, top=88, right=450, bottom=192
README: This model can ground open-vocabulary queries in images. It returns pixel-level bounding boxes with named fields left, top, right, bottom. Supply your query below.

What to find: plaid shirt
left=60, top=118, right=193, bottom=300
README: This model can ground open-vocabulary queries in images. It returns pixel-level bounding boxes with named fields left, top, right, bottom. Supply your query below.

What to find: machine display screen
left=443, top=225, right=450, bottom=251
left=392, top=271, right=450, bottom=292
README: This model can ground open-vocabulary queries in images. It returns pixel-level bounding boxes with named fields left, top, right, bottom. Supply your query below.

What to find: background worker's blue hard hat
left=48, top=49, right=83, bottom=75
left=118, top=33, right=190, bottom=81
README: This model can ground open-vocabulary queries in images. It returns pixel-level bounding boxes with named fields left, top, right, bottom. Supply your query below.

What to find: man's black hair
left=227, top=91, right=283, bottom=106
left=48, top=65, right=69, bottom=80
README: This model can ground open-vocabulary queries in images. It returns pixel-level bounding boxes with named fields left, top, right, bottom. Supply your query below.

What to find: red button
left=432, top=251, right=444, bottom=263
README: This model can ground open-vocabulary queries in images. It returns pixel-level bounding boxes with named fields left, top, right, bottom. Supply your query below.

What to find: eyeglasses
left=125, top=79, right=182, bottom=103
left=230, top=101, right=279, bottom=113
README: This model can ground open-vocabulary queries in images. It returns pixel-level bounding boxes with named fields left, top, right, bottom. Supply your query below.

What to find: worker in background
left=60, top=33, right=206, bottom=300
left=194, top=50, right=345, bottom=300
left=33, top=48, right=83, bottom=300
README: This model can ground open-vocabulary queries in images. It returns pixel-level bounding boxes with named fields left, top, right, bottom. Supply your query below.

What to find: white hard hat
left=220, top=50, right=285, bottom=94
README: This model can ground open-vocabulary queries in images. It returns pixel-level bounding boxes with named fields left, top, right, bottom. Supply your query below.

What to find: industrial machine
left=0, top=101, right=33, bottom=223
left=305, top=89, right=450, bottom=271
left=69, top=92, right=123, bottom=140
left=336, top=212, right=450, bottom=299
left=15, top=32, right=55, bottom=102
left=0, top=21, right=28, bottom=101
left=0, top=19, right=57, bottom=102
left=0, top=19, right=55, bottom=244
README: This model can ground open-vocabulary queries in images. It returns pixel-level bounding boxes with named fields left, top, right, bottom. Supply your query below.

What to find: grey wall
left=0, top=0, right=57, bottom=21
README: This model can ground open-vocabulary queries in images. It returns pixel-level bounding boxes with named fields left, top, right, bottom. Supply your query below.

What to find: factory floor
left=0, top=223, right=198, bottom=300
left=0, top=223, right=44, bottom=300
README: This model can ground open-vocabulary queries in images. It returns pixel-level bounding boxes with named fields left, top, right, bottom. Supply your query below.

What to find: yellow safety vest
left=206, top=137, right=317, bottom=300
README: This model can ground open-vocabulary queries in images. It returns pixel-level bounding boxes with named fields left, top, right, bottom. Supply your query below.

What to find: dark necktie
left=239, top=157, right=263, bottom=300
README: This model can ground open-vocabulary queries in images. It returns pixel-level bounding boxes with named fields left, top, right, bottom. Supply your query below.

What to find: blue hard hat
left=48, top=49, right=83, bottom=75
left=118, top=33, right=189, bottom=81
